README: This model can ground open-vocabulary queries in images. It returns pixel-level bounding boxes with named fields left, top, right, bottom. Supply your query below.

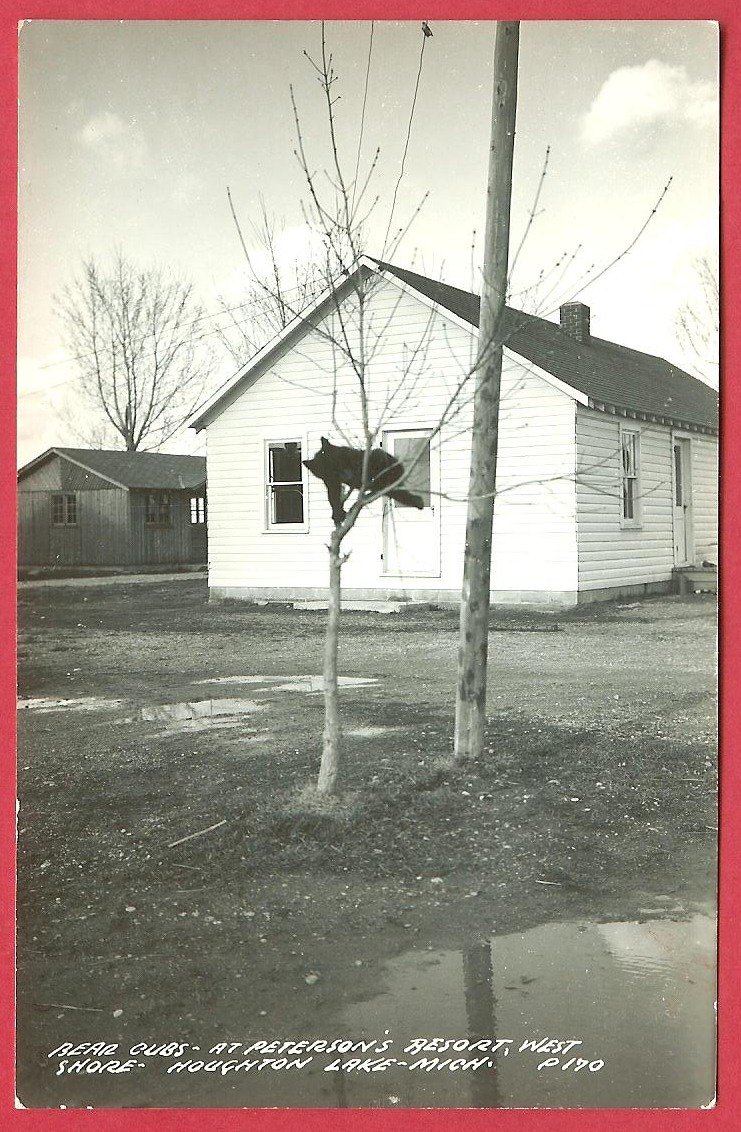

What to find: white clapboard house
left=191, top=258, right=718, bottom=607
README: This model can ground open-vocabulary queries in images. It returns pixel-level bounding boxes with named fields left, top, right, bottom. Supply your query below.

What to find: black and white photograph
left=16, top=19, right=719, bottom=1110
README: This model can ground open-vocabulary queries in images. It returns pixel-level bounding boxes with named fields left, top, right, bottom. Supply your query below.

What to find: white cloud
left=217, top=223, right=327, bottom=302
left=76, top=112, right=147, bottom=171
left=582, top=60, right=718, bottom=145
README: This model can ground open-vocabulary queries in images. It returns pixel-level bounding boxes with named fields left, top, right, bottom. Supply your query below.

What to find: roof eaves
left=586, top=398, right=718, bottom=435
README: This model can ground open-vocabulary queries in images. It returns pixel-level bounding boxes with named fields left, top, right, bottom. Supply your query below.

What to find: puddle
left=17, top=696, right=123, bottom=713
left=320, top=914, right=716, bottom=1109
left=140, top=699, right=266, bottom=723
left=345, top=725, right=402, bottom=739
left=195, top=675, right=378, bottom=692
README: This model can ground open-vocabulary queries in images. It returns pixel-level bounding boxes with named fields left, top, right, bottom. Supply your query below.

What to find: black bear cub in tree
left=303, top=437, right=425, bottom=526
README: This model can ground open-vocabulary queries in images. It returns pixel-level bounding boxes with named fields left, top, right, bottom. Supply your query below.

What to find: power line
left=351, top=21, right=375, bottom=217
left=383, top=24, right=430, bottom=254
left=34, top=280, right=315, bottom=373
left=20, top=288, right=318, bottom=400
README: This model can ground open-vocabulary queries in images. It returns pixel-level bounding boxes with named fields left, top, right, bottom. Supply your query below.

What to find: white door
left=382, top=429, right=440, bottom=578
left=672, top=437, right=694, bottom=566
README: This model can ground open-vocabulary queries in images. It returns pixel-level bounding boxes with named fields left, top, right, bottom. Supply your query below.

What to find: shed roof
left=18, top=448, right=206, bottom=490
left=376, top=261, right=719, bottom=432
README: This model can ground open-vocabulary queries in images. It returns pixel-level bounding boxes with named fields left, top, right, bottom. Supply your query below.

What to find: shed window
left=51, top=493, right=77, bottom=526
left=620, top=429, right=641, bottom=525
left=190, top=496, right=207, bottom=524
left=266, top=441, right=305, bottom=527
left=145, top=491, right=172, bottom=526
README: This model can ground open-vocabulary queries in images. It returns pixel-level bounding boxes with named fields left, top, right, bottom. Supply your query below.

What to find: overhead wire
left=382, top=25, right=430, bottom=255
left=350, top=21, right=375, bottom=218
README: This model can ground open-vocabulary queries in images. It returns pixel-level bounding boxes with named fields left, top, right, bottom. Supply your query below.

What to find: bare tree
left=226, top=23, right=674, bottom=796
left=56, top=250, right=212, bottom=450
left=676, top=254, right=719, bottom=384
left=213, top=198, right=324, bottom=365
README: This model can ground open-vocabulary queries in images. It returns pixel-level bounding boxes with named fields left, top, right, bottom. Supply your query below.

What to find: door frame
left=671, top=433, right=695, bottom=566
left=381, top=426, right=441, bottom=579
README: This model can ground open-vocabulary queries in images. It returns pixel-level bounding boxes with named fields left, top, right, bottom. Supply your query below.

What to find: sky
left=17, top=19, right=719, bottom=466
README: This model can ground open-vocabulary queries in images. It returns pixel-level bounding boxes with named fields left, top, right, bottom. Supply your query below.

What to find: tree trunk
left=317, top=528, right=343, bottom=794
left=454, top=21, right=520, bottom=763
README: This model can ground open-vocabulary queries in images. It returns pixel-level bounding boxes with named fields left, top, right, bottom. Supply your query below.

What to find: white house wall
left=688, top=435, right=719, bottom=564
left=205, top=277, right=579, bottom=603
left=575, top=407, right=718, bottom=592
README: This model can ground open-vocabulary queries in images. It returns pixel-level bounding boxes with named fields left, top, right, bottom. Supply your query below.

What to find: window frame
left=145, top=490, right=172, bottom=528
left=619, top=425, right=642, bottom=529
left=51, top=492, right=78, bottom=527
left=190, top=495, right=207, bottom=525
left=263, top=436, right=309, bottom=533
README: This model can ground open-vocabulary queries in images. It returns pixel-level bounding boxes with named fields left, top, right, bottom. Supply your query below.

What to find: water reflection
left=336, top=914, right=715, bottom=1109
left=140, top=699, right=264, bottom=722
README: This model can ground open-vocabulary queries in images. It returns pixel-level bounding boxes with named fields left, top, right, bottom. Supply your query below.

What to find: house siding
left=205, top=278, right=578, bottom=603
left=688, top=435, right=719, bottom=564
left=576, top=407, right=718, bottom=589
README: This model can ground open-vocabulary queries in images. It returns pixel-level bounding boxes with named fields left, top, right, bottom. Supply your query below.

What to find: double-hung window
left=266, top=440, right=305, bottom=528
left=620, top=428, right=641, bottom=526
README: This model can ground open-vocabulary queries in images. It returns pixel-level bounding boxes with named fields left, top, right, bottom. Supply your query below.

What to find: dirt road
left=16, top=580, right=717, bottom=1108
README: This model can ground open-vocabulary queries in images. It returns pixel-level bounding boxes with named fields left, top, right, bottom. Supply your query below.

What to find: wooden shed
left=17, top=448, right=207, bottom=569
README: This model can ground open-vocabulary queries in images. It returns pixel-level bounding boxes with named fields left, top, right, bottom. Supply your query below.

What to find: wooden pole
left=454, top=21, right=520, bottom=762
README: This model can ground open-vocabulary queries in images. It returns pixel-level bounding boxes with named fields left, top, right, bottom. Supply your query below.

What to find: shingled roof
left=375, top=261, right=719, bottom=433
left=18, top=448, right=206, bottom=490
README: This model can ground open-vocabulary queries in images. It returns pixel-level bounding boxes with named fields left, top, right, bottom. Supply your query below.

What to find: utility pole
left=454, top=21, right=520, bottom=762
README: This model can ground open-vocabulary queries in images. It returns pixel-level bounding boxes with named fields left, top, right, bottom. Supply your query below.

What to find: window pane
left=272, top=484, right=304, bottom=524
left=159, top=493, right=171, bottom=525
left=392, top=436, right=431, bottom=506
left=270, top=442, right=302, bottom=483
left=674, top=445, right=683, bottom=507
left=66, top=495, right=77, bottom=524
left=623, top=479, right=634, bottom=520
left=146, top=494, right=157, bottom=523
left=621, top=434, right=636, bottom=476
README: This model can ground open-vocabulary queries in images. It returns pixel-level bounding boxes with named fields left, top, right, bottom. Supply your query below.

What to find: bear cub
left=303, top=436, right=425, bottom=525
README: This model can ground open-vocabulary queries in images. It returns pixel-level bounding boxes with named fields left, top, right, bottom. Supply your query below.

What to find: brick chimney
left=560, top=302, right=590, bottom=342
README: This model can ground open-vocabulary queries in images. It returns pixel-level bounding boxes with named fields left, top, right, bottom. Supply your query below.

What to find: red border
left=2, top=4, right=736, bottom=1130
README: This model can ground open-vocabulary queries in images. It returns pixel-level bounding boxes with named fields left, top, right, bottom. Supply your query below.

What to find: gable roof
left=18, top=448, right=206, bottom=490
left=376, top=261, right=719, bottom=433
left=191, top=257, right=718, bottom=434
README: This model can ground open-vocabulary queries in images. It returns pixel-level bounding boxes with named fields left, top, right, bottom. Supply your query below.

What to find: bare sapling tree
left=676, top=254, right=719, bottom=385
left=56, top=249, right=212, bottom=450
left=227, top=23, right=675, bottom=793
left=228, top=24, right=458, bottom=796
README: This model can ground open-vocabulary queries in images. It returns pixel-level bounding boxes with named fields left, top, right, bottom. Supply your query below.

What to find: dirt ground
left=15, top=579, right=717, bottom=1108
